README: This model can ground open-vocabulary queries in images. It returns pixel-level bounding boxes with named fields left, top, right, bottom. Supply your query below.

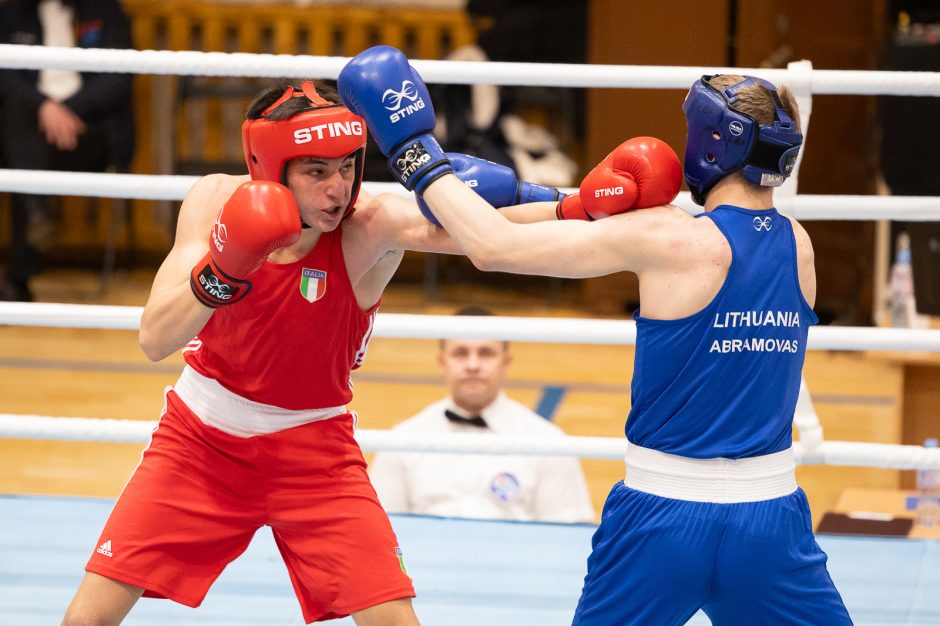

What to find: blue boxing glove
left=449, top=154, right=565, bottom=205
left=338, top=46, right=452, bottom=194
left=416, top=153, right=565, bottom=225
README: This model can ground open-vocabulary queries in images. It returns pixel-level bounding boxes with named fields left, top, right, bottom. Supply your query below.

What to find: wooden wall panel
left=583, top=0, right=729, bottom=313
left=584, top=0, right=886, bottom=322
left=735, top=0, right=885, bottom=323
left=586, top=0, right=728, bottom=168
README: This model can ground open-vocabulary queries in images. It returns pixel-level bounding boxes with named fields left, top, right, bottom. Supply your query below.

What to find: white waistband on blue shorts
left=172, top=365, right=349, bottom=438
left=623, top=442, right=797, bottom=503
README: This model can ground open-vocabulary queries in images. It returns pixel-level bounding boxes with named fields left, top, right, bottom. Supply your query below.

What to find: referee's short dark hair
left=440, top=306, right=507, bottom=349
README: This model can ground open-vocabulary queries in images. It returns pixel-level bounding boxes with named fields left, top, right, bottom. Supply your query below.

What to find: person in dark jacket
left=0, top=0, right=134, bottom=301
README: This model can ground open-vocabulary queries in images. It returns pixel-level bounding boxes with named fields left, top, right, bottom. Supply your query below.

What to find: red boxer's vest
left=184, top=224, right=377, bottom=410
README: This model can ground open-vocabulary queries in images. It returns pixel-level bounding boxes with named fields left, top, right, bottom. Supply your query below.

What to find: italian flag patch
left=299, top=268, right=327, bottom=303
left=395, top=546, right=408, bottom=574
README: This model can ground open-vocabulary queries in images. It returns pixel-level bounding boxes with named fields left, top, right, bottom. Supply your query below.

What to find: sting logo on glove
left=383, top=80, right=426, bottom=123
left=594, top=186, right=624, bottom=198
left=211, top=220, right=228, bottom=253
left=383, top=80, right=420, bottom=111
left=394, top=142, right=433, bottom=183
left=338, top=46, right=453, bottom=194
left=193, top=263, right=244, bottom=305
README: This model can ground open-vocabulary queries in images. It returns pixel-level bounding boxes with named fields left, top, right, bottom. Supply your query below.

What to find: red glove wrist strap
left=556, top=195, right=594, bottom=221
left=190, top=252, right=252, bottom=308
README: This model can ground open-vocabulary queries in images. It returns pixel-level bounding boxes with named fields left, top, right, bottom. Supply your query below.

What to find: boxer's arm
left=421, top=174, right=685, bottom=278
left=498, top=201, right=559, bottom=224
left=338, top=46, right=682, bottom=271
left=369, top=194, right=564, bottom=255
left=415, top=153, right=565, bottom=225
left=790, top=217, right=817, bottom=307
left=139, top=175, right=237, bottom=361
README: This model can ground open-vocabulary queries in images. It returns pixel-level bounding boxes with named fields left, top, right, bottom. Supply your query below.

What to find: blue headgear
left=682, top=75, right=803, bottom=206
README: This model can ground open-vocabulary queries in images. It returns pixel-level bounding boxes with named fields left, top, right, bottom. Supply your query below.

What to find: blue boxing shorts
left=572, top=449, right=852, bottom=625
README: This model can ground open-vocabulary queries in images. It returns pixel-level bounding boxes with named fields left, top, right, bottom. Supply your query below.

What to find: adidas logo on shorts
left=96, top=540, right=113, bottom=558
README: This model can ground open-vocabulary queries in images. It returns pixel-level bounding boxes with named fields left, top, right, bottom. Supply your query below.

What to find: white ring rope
left=4, top=47, right=940, bottom=222
left=3, top=47, right=938, bottom=486
left=4, top=169, right=940, bottom=222
left=0, top=169, right=409, bottom=203
left=1, top=303, right=939, bottom=351
left=0, top=169, right=202, bottom=202
left=3, top=44, right=940, bottom=95
left=2, top=414, right=939, bottom=471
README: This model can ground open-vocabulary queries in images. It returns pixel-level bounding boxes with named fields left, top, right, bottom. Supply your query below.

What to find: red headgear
left=241, top=81, right=367, bottom=217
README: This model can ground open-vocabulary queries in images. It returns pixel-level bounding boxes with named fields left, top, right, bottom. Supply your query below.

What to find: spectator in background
left=369, top=306, right=595, bottom=523
left=0, top=0, right=134, bottom=301
left=430, top=43, right=578, bottom=190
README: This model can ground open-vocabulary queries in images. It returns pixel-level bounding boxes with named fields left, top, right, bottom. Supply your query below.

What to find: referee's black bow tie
left=444, top=409, right=488, bottom=428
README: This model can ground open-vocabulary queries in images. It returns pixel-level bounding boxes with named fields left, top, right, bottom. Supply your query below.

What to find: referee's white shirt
left=368, top=393, right=596, bottom=523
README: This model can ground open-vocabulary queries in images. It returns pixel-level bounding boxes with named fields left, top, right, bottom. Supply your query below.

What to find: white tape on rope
left=0, top=414, right=156, bottom=443
left=1, top=303, right=938, bottom=351
left=4, top=414, right=940, bottom=469
left=356, top=430, right=627, bottom=459
left=0, top=170, right=412, bottom=202
left=0, top=414, right=625, bottom=457
left=3, top=44, right=940, bottom=94
left=4, top=169, right=940, bottom=222
left=0, top=170, right=200, bottom=201
left=805, top=441, right=940, bottom=470
left=0, top=302, right=143, bottom=330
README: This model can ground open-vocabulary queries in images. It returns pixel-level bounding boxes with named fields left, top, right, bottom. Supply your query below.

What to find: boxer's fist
left=338, top=46, right=451, bottom=194
left=416, top=153, right=563, bottom=225
left=597, top=137, right=681, bottom=211
left=338, top=47, right=433, bottom=155
left=190, top=181, right=301, bottom=308
left=558, top=137, right=681, bottom=220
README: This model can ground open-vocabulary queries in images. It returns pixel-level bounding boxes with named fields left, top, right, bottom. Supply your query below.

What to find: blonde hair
left=706, top=75, right=800, bottom=132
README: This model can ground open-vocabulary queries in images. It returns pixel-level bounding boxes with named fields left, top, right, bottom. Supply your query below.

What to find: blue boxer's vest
left=625, top=205, right=817, bottom=459
left=573, top=209, right=850, bottom=625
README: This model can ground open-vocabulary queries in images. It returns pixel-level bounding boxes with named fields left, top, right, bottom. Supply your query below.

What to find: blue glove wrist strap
left=387, top=134, right=452, bottom=192
left=517, top=182, right=563, bottom=204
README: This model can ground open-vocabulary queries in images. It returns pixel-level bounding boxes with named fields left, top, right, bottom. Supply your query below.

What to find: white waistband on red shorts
left=623, top=442, right=797, bottom=503
left=172, top=365, right=349, bottom=438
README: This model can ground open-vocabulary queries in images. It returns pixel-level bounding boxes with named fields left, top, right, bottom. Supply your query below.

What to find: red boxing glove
left=191, top=180, right=302, bottom=308
left=557, top=137, right=681, bottom=220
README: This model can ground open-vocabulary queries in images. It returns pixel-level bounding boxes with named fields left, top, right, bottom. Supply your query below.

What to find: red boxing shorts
left=86, top=390, right=414, bottom=623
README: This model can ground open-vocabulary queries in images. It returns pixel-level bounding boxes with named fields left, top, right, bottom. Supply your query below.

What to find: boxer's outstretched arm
left=362, top=193, right=563, bottom=257
left=415, top=153, right=564, bottom=226
left=421, top=174, right=682, bottom=278
left=336, top=45, right=682, bottom=271
left=498, top=201, right=559, bottom=224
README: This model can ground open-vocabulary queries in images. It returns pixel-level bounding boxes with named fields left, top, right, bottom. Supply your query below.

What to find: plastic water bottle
left=916, top=438, right=940, bottom=528
left=889, top=232, right=917, bottom=328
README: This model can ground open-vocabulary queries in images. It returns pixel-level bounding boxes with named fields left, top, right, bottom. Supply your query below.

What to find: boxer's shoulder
left=188, top=173, right=250, bottom=200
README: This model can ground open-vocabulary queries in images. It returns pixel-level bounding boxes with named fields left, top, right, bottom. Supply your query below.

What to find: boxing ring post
left=777, top=59, right=815, bottom=200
